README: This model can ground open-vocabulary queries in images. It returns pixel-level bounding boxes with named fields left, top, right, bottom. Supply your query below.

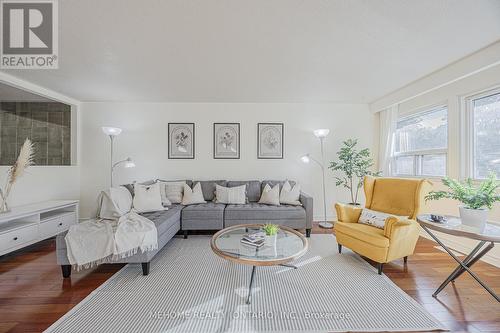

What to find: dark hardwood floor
left=0, top=223, right=499, bottom=333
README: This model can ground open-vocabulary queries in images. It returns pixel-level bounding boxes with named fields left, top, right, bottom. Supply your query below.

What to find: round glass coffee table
left=211, top=224, right=308, bottom=304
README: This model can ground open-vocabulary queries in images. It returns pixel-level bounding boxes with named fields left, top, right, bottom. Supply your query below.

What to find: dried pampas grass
left=0, top=138, right=35, bottom=210
left=8, top=138, right=34, bottom=184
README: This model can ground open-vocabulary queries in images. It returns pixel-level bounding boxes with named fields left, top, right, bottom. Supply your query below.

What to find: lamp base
left=318, top=222, right=333, bottom=229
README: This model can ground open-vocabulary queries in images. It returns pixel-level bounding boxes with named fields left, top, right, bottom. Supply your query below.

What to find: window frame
left=392, top=105, right=449, bottom=178
left=464, top=87, right=500, bottom=180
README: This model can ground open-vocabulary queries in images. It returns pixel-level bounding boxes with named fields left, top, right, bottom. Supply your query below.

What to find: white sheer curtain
left=378, top=104, right=399, bottom=176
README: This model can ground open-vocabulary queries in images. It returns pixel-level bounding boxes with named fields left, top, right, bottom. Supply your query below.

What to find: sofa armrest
left=383, top=217, right=417, bottom=239
left=299, top=192, right=313, bottom=229
left=335, top=203, right=362, bottom=223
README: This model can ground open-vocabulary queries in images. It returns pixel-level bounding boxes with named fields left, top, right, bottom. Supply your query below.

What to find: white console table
left=0, top=200, right=78, bottom=256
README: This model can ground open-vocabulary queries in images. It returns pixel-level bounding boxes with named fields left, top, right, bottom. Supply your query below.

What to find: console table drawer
left=40, top=213, right=77, bottom=239
left=0, top=224, right=39, bottom=252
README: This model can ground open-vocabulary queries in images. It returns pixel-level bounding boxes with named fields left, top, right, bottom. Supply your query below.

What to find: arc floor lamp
left=102, top=126, right=135, bottom=187
left=301, top=128, right=332, bottom=229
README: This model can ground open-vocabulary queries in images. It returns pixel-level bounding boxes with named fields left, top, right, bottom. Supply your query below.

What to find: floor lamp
left=102, top=126, right=135, bottom=187
left=301, top=128, right=332, bottom=229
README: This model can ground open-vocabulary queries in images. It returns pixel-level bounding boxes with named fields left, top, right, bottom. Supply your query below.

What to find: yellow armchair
left=334, top=176, right=429, bottom=274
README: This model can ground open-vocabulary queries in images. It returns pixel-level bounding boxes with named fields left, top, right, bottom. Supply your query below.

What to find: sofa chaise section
left=57, top=205, right=182, bottom=277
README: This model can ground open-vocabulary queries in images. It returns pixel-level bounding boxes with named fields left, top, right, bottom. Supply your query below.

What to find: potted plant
left=328, top=138, right=380, bottom=205
left=262, top=224, right=280, bottom=246
left=425, top=173, right=500, bottom=229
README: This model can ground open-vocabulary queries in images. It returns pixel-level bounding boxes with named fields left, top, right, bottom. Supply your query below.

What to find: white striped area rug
left=45, top=234, right=445, bottom=333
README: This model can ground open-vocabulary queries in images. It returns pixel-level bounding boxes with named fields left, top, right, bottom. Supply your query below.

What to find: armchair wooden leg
left=338, top=244, right=342, bottom=254
left=377, top=263, right=384, bottom=275
left=403, top=256, right=408, bottom=264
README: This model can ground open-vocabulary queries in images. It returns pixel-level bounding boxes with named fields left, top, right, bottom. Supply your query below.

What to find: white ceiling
left=2, top=0, right=500, bottom=103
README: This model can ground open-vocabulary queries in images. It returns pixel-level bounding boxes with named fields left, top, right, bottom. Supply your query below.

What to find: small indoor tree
left=329, top=138, right=380, bottom=205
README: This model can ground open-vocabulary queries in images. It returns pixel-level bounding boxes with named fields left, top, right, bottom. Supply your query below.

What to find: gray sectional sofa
left=56, top=179, right=313, bottom=277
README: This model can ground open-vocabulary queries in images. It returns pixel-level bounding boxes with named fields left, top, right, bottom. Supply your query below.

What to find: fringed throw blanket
left=65, top=187, right=158, bottom=269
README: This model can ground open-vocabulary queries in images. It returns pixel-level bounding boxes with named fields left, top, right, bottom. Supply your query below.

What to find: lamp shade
left=313, top=129, right=330, bottom=138
left=102, top=126, right=122, bottom=136
left=300, top=154, right=311, bottom=163
left=124, top=158, right=135, bottom=168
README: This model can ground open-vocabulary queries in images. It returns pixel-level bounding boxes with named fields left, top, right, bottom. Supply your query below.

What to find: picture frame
left=257, top=123, right=283, bottom=159
left=168, top=123, right=195, bottom=159
left=213, top=123, right=240, bottom=159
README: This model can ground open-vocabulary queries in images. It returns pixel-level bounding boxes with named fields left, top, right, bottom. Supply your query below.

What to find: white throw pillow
left=99, top=186, right=133, bottom=219
left=215, top=184, right=246, bottom=204
left=133, top=183, right=165, bottom=213
left=157, top=181, right=185, bottom=204
left=279, top=181, right=301, bottom=206
left=111, top=186, right=133, bottom=215
left=259, top=184, right=280, bottom=206
left=182, top=183, right=206, bottom=206
left=358, top=208, right=394, bottom=229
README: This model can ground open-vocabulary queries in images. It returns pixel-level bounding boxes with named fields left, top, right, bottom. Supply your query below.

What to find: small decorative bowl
left=430, top=214, right=446, bottom=223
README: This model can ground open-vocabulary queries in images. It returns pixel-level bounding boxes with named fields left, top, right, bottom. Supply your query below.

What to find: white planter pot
left=265, top=234, right=277, bottom=246
left=265, top=234, right=277, bottom=255
left=459, top=206, right=488, bottom=230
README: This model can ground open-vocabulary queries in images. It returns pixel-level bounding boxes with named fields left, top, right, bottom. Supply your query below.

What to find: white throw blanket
left=65, top=187, right=158, bottom=269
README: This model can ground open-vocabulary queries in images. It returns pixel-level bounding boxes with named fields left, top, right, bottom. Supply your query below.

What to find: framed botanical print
left=213, top=123, right=240, bottom=159
left=168, top=123, right=195, bottom=159
left=257, top=123, right=283, bottom=159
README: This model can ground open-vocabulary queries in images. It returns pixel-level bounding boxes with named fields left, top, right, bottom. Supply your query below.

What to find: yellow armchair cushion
left=335, top=222, right=389, bottom=248
left=364, top=176, right=429, bottom=219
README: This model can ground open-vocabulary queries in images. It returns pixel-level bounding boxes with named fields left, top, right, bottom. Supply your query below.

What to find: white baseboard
left=420, top=230, right=500, bottom=268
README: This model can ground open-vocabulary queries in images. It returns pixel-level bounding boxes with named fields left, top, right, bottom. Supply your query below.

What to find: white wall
left=79, top=102, right=376, bottom=219
left=0, top=166, right=80, bottom=207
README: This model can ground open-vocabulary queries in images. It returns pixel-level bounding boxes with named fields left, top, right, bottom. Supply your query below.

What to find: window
left=469, top=91, right=500, bottom=179
left=393, top=106, right=448, bottom=177
left=0, top=101, right=71, bottom=166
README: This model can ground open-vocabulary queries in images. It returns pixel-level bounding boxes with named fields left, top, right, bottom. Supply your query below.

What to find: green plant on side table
left=263, top=224, right=279, bottom=236
left=329, top=138, right=380, bottom=205
left=425, top=173, right=500, bottom=229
